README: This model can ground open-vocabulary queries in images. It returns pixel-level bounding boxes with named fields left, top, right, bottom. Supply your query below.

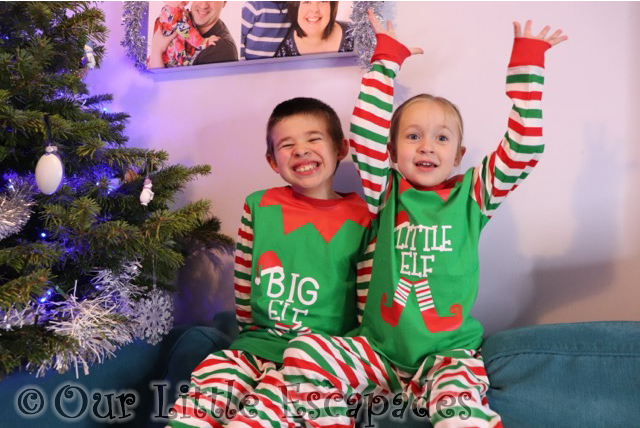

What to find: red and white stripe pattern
left=471, top=38, right=548, bottom=218
left=355, top=237, right=376, bottom=322
left=234, top=203, right=254, bottom=329
left=411, top=350, right=503, bottom=428
left=349, top=58, right=398, bottom=216
left=224, top=338, right=502, bottom=427
left=281, top=334, right=398, bottom=427
left=394, top=277, right=413, bottom=307
left=413, top=279, right=434, bottom=311
left=268, top=322, right=311, bottom=337
left=167, top=350, right=277, bottom=428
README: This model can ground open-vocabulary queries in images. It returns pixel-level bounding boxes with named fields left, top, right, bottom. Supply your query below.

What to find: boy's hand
left=514, top=20, right=568, bottom=47
left=368, top=8, right=423, bottom=56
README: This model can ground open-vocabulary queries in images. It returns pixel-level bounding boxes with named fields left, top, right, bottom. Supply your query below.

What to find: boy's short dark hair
left=287, top=1, right=339, bottom=40
left=266, top=97, right=345, bottom=159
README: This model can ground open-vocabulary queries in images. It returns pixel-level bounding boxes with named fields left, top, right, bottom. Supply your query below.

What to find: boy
left=167, top=97, right=371, bottom=427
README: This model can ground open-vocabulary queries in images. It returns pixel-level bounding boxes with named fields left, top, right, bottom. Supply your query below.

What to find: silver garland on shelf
left=0, top=182, right=34, bottom=241
left=348, top=1, right=385, bottom=69
left=121, top=1, right=149, bottom=71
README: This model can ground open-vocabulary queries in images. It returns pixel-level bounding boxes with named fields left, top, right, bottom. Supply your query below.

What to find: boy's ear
left=455, top=146, right=467, bottom=166
left=336, top=138, right=349, bottom=161
left=266, top=153, right=280, bottom=174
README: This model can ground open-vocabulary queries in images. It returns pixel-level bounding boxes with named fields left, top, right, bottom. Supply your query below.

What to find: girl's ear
left=266, top=153, right=280, bottom=174
left=388, top=142, right=397, bottom=163
left=455, top=146, right=467, bottom=166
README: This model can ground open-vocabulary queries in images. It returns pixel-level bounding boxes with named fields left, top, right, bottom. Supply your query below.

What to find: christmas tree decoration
left=0, top=183, right=34, bottom=241
left=1, top=304, right=43, bottom=332
left=0, top=2, right=232, bottom=377
left=139, top=177, right=154, bottom=206
left=37, top=291, right=135, bottom=378
left=35, top=145, right=64, bottom=195
left=348, top=1, right=385, bottom=69
left=132, top=287, right=174, bottom=346
left=83, top=41, right=97, bottom=69
left=121, top=1, right=149, bottom=71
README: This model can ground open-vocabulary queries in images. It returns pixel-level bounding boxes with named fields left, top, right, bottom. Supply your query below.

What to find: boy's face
left=267, top=114, right=347, bottom=199
left=391, top=100, right=465, bottom=188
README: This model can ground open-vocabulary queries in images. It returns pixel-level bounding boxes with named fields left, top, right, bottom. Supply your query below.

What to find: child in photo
left=152, top=1, right=219, bottom=67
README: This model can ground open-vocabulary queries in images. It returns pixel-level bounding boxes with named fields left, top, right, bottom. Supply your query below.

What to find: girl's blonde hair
left=389, top=94, right=464, bottom=150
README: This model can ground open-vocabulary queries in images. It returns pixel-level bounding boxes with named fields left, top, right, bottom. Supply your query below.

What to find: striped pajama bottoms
left=227, top=334, right=503, bottom=428
left=166, top=349, right=279, bottom=428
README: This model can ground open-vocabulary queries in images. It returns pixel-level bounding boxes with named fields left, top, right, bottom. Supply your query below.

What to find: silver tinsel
left=37, top=291, right=135, bottom=378
left=0, top=304, right=43, bottom=332
left=0, top=183, right=34, bottom=241
left=91, top=260, right=145, bottom=318
left=348, top=1, right=385, bottom=69
left=121, top=1, right=149, bottom=71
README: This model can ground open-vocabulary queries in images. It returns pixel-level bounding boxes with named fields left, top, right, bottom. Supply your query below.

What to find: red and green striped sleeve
left=350, top=34, right=411, bottom=216
left=234, top=202, right=253, bottom=331
left=471, top=37, right=551, bottom=217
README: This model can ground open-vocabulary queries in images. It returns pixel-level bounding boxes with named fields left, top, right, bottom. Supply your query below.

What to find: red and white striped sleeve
left=472, top=37, right=551, bottom=217
left=350, top=34, right=411, bottom=216
left=234, top=202, right=254, bottom=331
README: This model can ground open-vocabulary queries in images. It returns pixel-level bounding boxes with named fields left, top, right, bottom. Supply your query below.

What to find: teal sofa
left=2, top=316, right=639, bottom=427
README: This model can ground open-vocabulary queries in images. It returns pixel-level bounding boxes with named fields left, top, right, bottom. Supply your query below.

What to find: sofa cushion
left=147, top=322, right=234, bottom=427
left=482, top=321, right=640, bottom=428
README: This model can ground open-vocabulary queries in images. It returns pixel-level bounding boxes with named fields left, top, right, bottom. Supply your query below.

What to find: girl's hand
left=514, top=20, right=568, bottom=47
left=368, top=8, right=424, bottom=56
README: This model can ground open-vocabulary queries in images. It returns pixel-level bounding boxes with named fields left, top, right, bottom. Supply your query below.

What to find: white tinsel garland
left=0, top=183, right=34, bottom=241
left=91, top=260, right=145, bottom=318
left=121, top=1, right=149, bottom=71
left=9, top=260, right=175, bottom=378
left=348, top=1, right=386, bottom=69
left=0, top=304, right=43, bottom=332
left=36, top=291, right=135, bottom=378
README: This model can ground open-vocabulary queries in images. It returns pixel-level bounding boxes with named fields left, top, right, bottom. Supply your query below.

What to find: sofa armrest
left=482, top=321, right=640, bottom=427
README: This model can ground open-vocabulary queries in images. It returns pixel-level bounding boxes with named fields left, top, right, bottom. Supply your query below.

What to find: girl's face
left=297, top=2, right=331, bottom=38
left=391, top=100, right=465, bottom=189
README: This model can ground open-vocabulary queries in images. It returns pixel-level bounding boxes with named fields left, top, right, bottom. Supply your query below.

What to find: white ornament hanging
left=133, top=287, right=174, bottom=345
left=139, top=177, right=154, bottom=206
left=83, top=43, right=97, bottom=69
left=35, top=145, right=64, bottom=195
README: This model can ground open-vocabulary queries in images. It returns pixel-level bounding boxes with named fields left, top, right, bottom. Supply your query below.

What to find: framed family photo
left=146, top=1, right=356, bottom=70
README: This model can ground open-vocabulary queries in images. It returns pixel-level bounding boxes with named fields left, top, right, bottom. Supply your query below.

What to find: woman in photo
left=275, top=1, right=353, bottom=57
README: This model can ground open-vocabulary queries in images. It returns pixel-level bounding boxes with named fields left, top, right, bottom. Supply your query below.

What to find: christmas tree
left=0, top=2, right=231, bottom=377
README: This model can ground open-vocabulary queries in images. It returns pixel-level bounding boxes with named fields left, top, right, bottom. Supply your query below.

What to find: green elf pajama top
left=230, top=186, right=371, bottom=363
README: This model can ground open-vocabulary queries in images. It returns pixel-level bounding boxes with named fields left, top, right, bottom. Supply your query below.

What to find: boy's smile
left=392, top=100, right=465, bottom=189
left=267, top=114, right=348, bottom=199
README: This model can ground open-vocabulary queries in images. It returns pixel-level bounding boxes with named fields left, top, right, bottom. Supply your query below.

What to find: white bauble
left=35, top=145, right=64, bottom=195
